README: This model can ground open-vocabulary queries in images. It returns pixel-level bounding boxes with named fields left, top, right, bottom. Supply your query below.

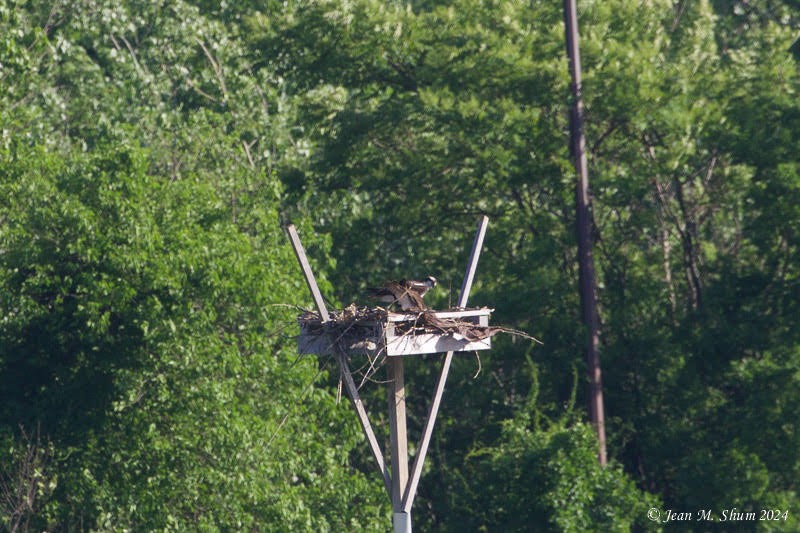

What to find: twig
left=268, top=303, right=312, bottom=311
left=186, top=77, right=219, bottom=103
left=472, top=351, right=482, bottom=379
left=358, top=350, right=387, bottom=390
left=120, top=34, right=148, bottom=79
left=195, top=37, right=228, bottom=100
left=242, top=139, right=256, bottom=168
left=495, top=327, right=544, bottom=345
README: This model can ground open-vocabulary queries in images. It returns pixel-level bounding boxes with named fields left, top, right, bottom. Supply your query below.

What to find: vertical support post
left=393, top=512, right=411, bottom=533
left=387, top=357, right=410, bottom=532
left=563, top=0, right=607, bottom=466
left=401, top=215, right=489, bottom=514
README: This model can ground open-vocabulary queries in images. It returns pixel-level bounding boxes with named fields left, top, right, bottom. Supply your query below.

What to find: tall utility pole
left=563, top=0, right=607, bottom=466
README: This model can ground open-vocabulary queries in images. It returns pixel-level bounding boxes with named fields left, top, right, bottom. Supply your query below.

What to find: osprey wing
left=367, top=281, right=426, bottom=311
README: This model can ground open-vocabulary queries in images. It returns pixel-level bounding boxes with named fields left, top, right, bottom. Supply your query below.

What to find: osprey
left=366, top=276, right=437, bottom=311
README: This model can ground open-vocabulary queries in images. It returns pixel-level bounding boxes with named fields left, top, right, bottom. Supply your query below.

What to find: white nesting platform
left=299, top=308, right=493, bottom=357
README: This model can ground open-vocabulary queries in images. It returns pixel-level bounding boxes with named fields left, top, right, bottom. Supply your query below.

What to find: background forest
left=1, top=0, right=799, bottom=531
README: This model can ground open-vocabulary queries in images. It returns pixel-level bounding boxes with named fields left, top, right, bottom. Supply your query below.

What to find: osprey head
left=425, top=276, right=437, bottom=288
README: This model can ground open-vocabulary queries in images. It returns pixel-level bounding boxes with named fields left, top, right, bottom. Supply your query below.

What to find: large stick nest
left=298, top=304, right=540, bottom=353
left=297, top=304, right=539, bottom=396
left=299, top=304, right=500, bottom=342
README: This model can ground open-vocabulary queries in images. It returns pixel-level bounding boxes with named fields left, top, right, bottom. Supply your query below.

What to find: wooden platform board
left=298, top=308, right=493, bottom=357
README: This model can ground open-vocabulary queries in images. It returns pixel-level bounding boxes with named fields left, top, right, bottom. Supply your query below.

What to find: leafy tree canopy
left=2, top=0, right=799, bottom=530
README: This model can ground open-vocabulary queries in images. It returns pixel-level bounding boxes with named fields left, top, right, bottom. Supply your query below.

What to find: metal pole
left=286, top=224, right=330, bottom=323
left=563, top=0, right=607, bottom=465
left=286, top=224, right=393, bottom=494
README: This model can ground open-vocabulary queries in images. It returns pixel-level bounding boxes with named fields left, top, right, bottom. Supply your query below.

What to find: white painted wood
left=287, top=215, right=493, bottom=529
left=457, top=215, right=489, bottom=309
left=286, top=224, right=330, bottom=323
left=402, top=215, right=489, bottom=514
left=285, top=224, right=390, bottom=497
left=386, top=308, right=493, bottom=322
left=298, top=308, right=493, bottom=356
left=339, top=354, right=392, bottom=498
left=387, top=358, right=408, bottom=511
left=298, top=331, right=491, bottom=357
left=297, top=333, right=380, bottom=356
left=386, top=333, right=491, bottom=356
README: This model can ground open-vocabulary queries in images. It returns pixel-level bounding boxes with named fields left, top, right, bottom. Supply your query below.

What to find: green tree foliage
left=454, top=362, right=660, bottom=532
left=249, top=0, right=661, bottom=528
left=579, top=1, right=800, bottom=523
left=465, top=423, right=655, bottom=532
left=1, top=0, right=386, bottom=529
left=0, top=142, right=386, bottom=530
left=250, top=0, right=800, bottom=529
left=2, top=0, right=799, bottom=530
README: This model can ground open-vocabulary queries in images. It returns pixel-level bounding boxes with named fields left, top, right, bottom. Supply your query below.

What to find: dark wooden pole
left=563, top=0, right=607, bottom=466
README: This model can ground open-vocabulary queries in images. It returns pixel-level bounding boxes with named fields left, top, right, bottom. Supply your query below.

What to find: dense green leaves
left=0, top=143, right=386, bottom=530
left=253, top=0, right=800, bottom=529
left=465, top=422, right=657, bottom=532
left=2, top=0, right=799, bottom=530
left=0, top=1, right=387, bottom=529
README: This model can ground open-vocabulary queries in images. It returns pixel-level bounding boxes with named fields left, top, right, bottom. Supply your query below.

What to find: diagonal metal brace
left=286, top=224, right=392, bottom=498
left=287, top=224, right=330, bottom=322
left=337, top=352, right=393, bottom=497
left=402, top=215, right=489, bottom=513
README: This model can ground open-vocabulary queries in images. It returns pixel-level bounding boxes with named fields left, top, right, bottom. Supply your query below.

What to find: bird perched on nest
left=366, top=276, right=437, bottom=311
